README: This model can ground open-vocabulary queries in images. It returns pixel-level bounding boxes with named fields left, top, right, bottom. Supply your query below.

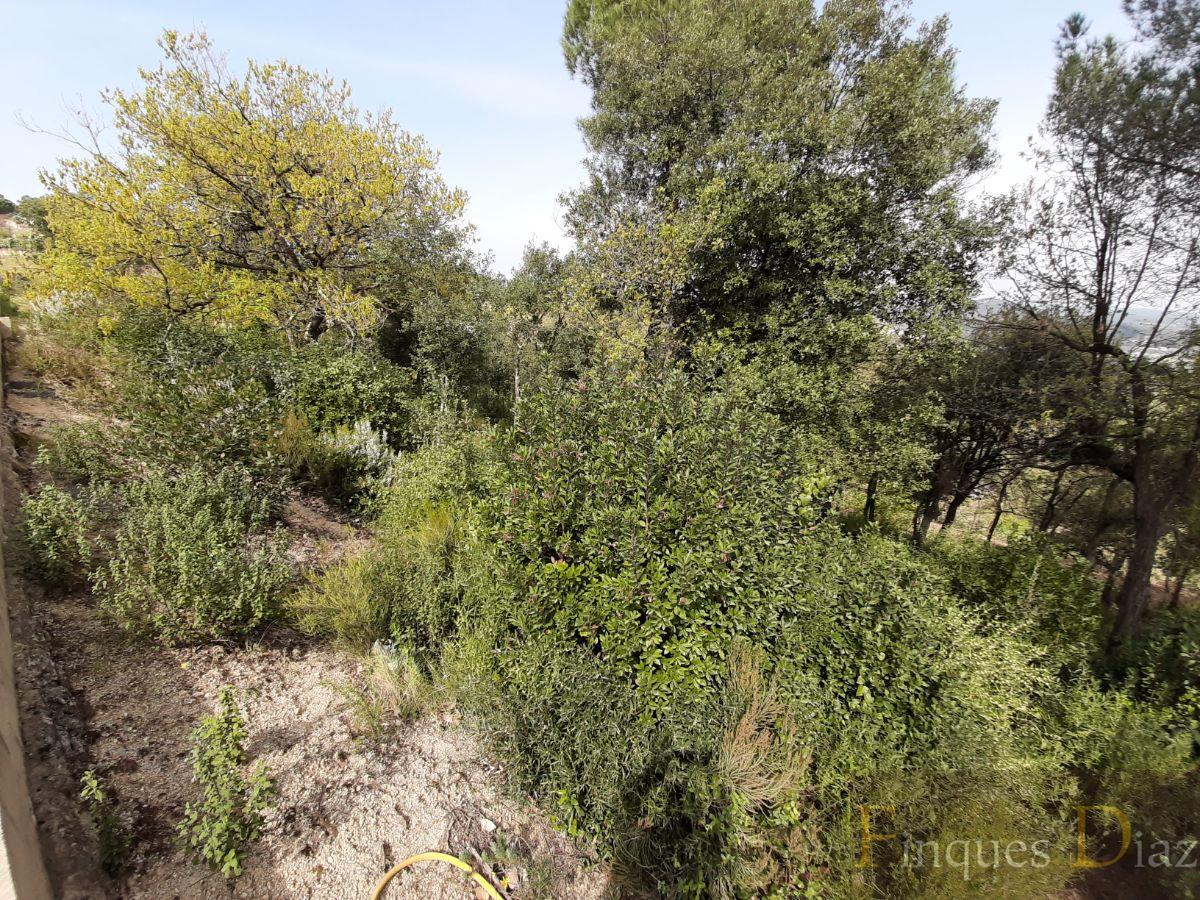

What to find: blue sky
left=1, top=0, right=1131, bottom=274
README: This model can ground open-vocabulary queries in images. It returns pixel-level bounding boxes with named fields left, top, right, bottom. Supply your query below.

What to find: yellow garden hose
left=370, top=850, right=504, bottom=900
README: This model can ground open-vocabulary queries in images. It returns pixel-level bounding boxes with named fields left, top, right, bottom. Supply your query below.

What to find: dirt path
left=5, top=370, right=610, bottom=899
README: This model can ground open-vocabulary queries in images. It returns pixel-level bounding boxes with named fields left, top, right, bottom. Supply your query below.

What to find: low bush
left=292, top=437, right=493, bottom=659
left=12, top=331, right=111, bottom=390
left=178, top=687, right=273, bottom=878
left=36, top=423, right=127, bottom=484
left=1111, top=606, right=1200, bottom=740
left=930, top=533, right=1105, bottom=670
left=21, top=484, right=92, bottom=584
left=328, top=643, right=436, bottom=742
left=291, top=554, right=386, bottom=653
left=117, top=362, right=282, bottom=478
left=279, top=342, right=418, bottom=446
left=275, top=412, right=398, bottom=510
left=92, top=468, right=288, bottom=643
left=429, top=356, right=1086, bottom=898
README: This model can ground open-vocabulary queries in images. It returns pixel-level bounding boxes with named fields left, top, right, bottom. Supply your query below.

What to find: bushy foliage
left=930, top=534, right=1105, bottom=669
left=275, top=413, right=398, bottom=510
left=21, top=484, right=92, bottom=584
left=280, top=342, right=418, bottom=445
left=492, top=352, right=828, bottom=710
left=421, top=358, right=1086, bottom=897
left=118, top=360, right=282, bottom=475
left=92, top=468, right=288, bottom=643
left=292, top=437, right=493, bottom=658
left=36, top=424, right=127, bottom=484
left=178, top=687, right=273, bottom=877
left=1112, top=606, right=1200, bottom=740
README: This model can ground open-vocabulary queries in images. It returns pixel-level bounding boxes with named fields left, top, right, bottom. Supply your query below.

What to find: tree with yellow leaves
left=38, top=31, right=467, bottom=340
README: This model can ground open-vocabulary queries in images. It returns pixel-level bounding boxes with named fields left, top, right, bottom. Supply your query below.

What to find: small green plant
left=328, top=677, right=389, bottom=743
left=367, top=641, right=434, bottom=722
left=329, top=642, right=432, bottom=743
left=483, top=833, right=557, bottom=899
left=279, top=343, right=417, bottom=444
left=80, top=769, right=132, bottom=876
left=22, top=484, right=92, bottom=584
left=178, top=687, right=273, bottom=878
left=92, top=467, right=288, bottom=643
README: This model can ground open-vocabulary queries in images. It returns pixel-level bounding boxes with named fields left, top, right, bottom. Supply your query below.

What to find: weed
left=483, top=833, right=558, bottom=899
left=36, top=423, right=127, bottom=484
left=178, top=687, right=273, bottom=878
left=328, top=642, right=434, bottom=742
left=290, top=554, right=386, bottom=653
left=80, top=769, right=132, bottom=876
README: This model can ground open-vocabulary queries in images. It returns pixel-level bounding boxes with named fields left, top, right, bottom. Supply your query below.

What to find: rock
left=480, top=816, right=497, bottom=833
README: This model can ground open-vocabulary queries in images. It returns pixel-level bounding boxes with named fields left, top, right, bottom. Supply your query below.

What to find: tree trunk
left=912, top=455, right=959, bottom=545
left=1038, top=468, right=1067, bottom=532
left=1084, top=478, right=1120, bottom=565
left=1171, top=561, right=1192, bottom=609
left=941, top=490, right=970, bottom=531
left=912, top=501, right=939, bottom=545
left=863, top=473, right=879, bottom=523
left=305, top=305, right=327, bottom=341
left=1100, top=550, right=1127, bottom=608
left=1110, top=522, right=1161, bottom=643
left=987, top=480, right=1010, bottom=543
left=1109, top=451, right=1163, bottom=645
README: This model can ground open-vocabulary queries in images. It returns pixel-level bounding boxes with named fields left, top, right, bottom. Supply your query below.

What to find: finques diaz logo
left=856, top=805, right=1198, bottom=881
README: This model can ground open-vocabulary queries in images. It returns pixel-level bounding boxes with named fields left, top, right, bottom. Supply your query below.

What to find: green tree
left=1000, top=4, right=1200, bottom=643
left=39, top=31, right=466, bottom=340
left=0, top=195, right=15, bottom=214
left=910, top=318, right=1080, bottom=543
left=15, top=195, right=50, bottom=237
left=562, top=0, right=995, bottom=333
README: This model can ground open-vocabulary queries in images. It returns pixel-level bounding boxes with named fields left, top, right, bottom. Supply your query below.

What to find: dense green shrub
left=930, top=534, right=1105, bottom=670
left=275, top=412, right=399, bottom=510
left=429, top=357, right=1088, bottom=897
left=36, top=423, right=127, bottom=484
left=92, top=468, right=288, bottom=643
left=178, top=687, right=273, bottom=878
left=21, top=484, right=93, bottom=584
left=292, top=437, right=494, bottom=658
left=1112, top=606, right=1200, bottom=740
left=117, top=362, right=283, bottom=476
left=279, top=342, right=418, bottom=446
left=461, top=525, right=1080, bottom=897
left=491, top=353, right=828, bottom=711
